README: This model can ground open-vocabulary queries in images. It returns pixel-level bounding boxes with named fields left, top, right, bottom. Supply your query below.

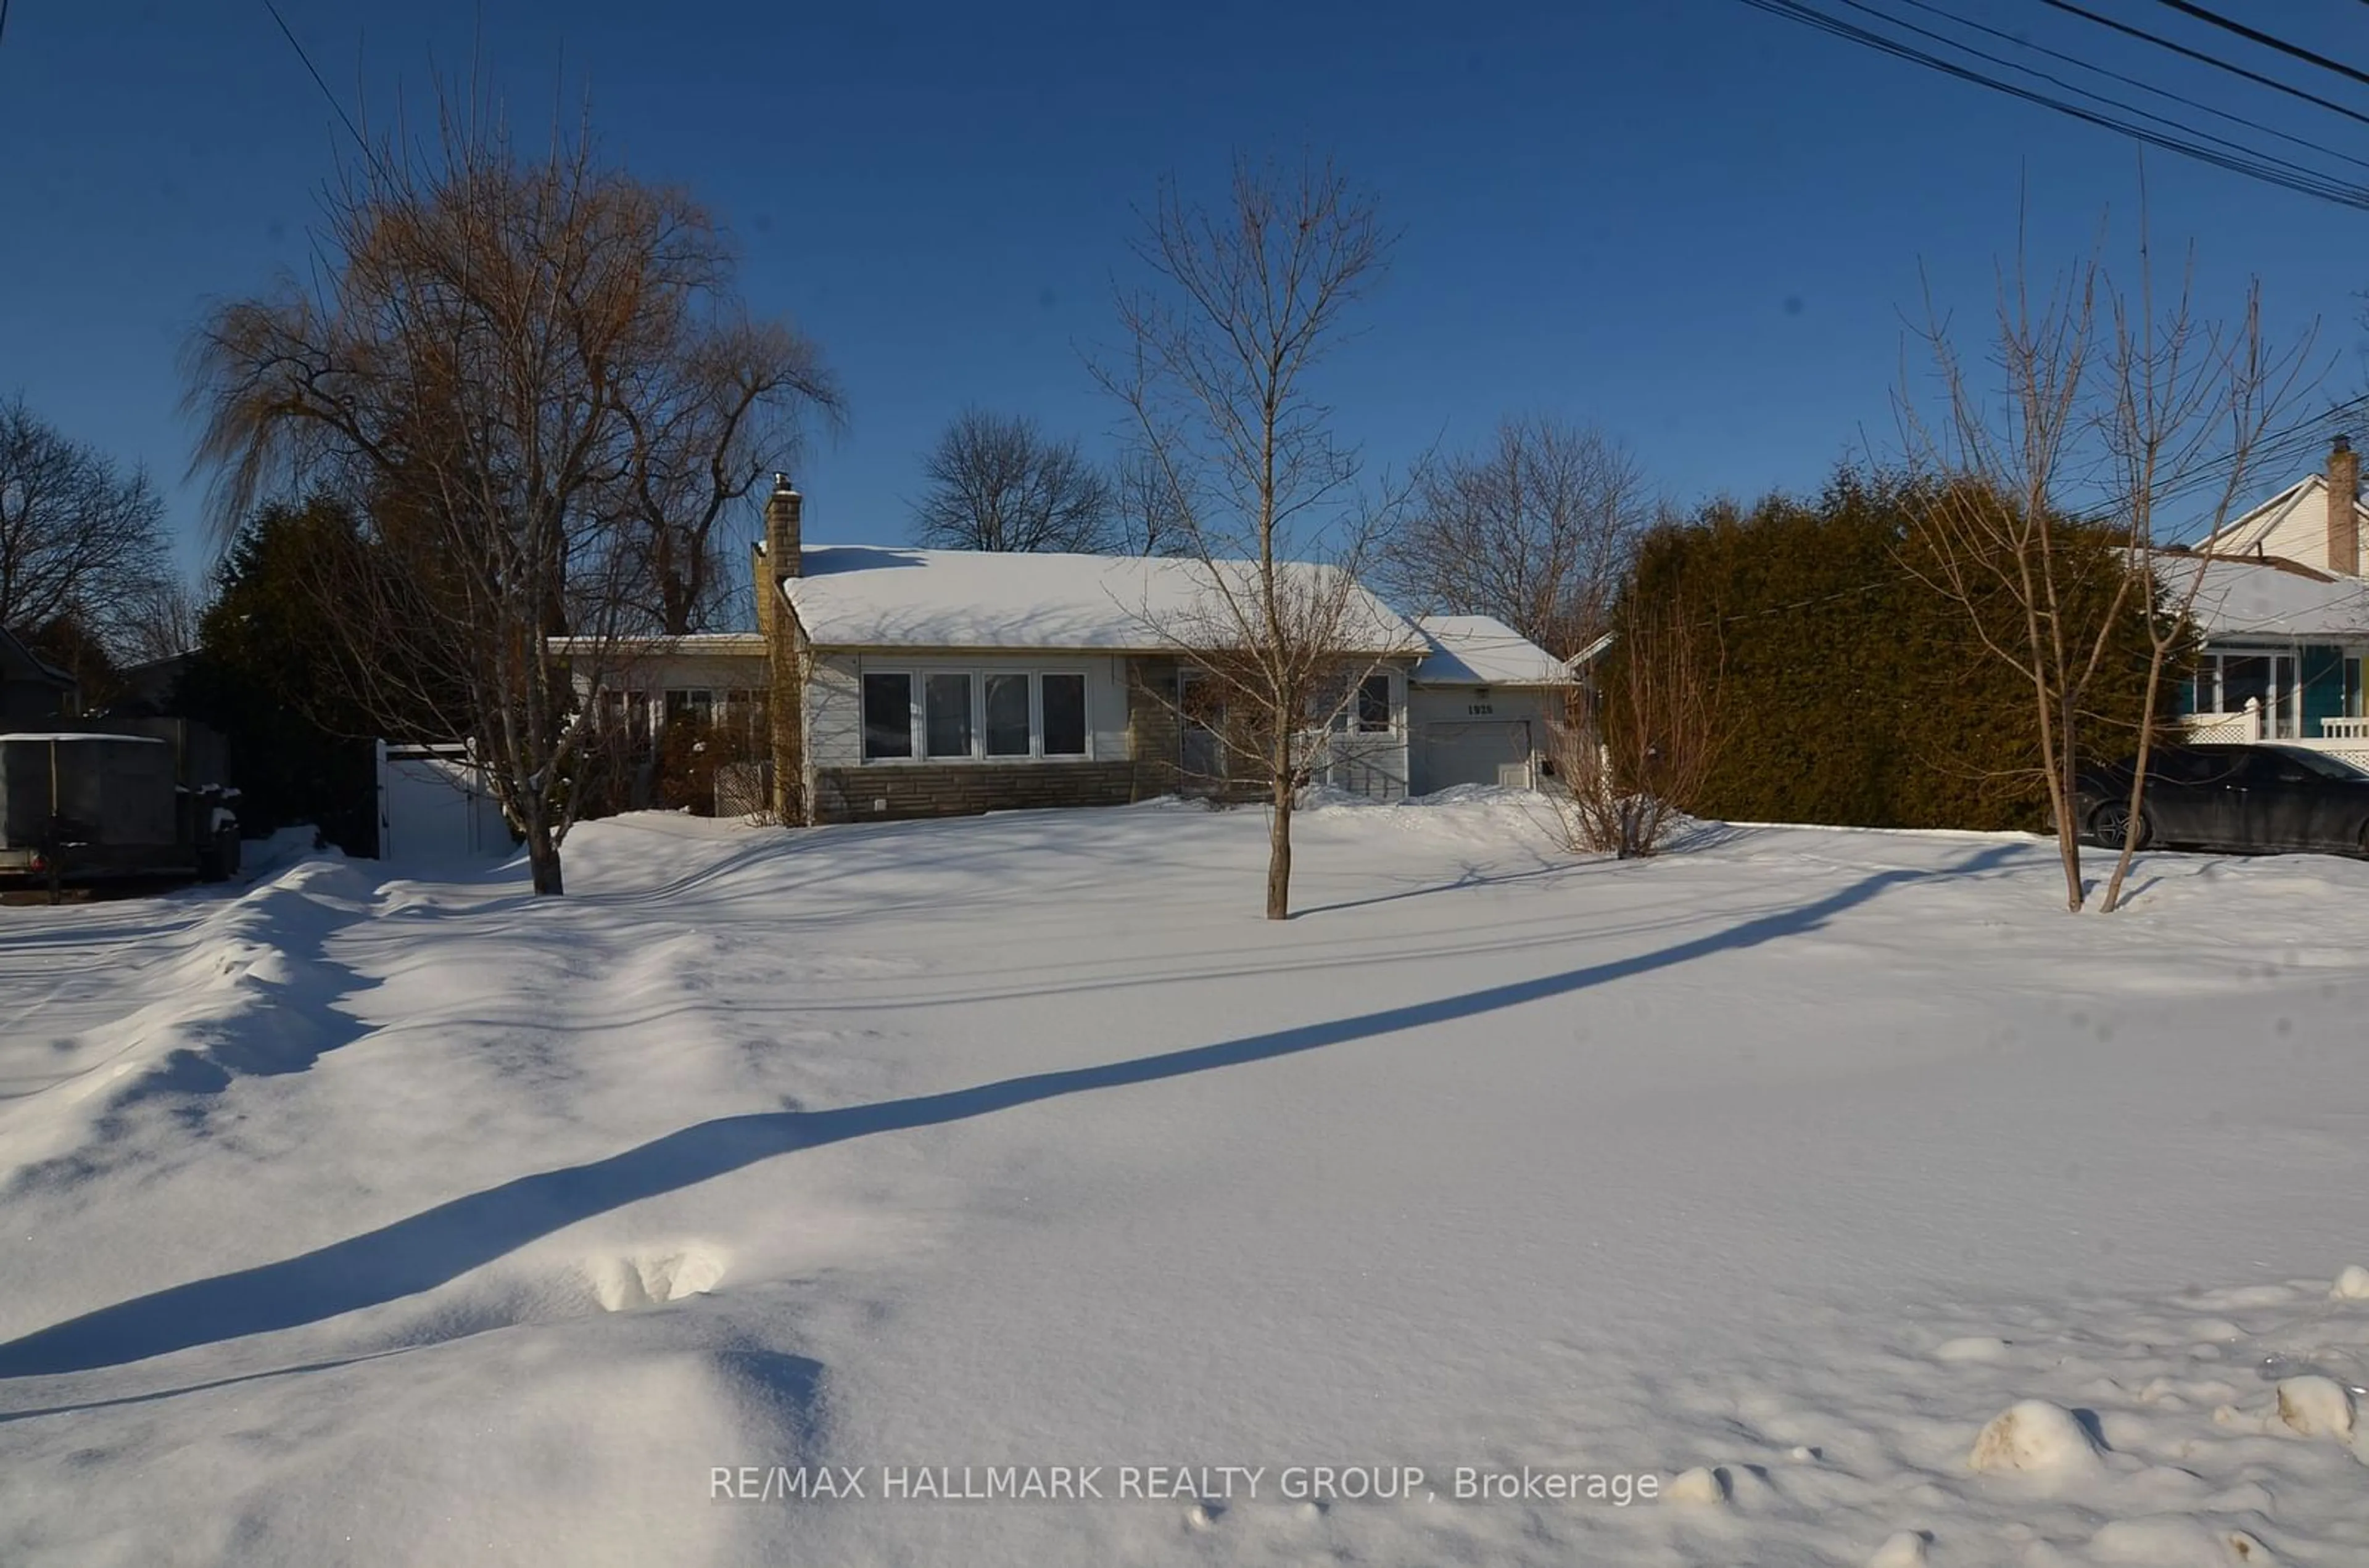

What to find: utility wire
left=1887, top=0, right=2369, bottom=172
left=1820, top=0, right=2367, bottom=189
left=259, top=0, right=385, bottom=178
left=2144, top=0, right=2369, bottom=93
left=1734, top=0, right=2369, bottom=210
left=2040, top=0, right=2369, bottom=133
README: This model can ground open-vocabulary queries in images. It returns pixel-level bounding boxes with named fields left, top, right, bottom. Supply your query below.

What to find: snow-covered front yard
left=2, top=796, right=2365, bottom=1567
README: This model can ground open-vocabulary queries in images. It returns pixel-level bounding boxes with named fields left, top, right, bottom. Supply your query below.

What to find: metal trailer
left=0, top=732, right=241, bottom=893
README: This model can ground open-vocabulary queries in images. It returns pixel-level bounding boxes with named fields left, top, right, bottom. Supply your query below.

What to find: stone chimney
left=764, top=474, right=803, bottom=582
left=2329, top=435, right=2360, bottom=577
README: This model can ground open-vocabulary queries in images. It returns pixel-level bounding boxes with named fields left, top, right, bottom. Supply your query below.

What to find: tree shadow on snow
left=0, top=843, right=2014, bottom=1381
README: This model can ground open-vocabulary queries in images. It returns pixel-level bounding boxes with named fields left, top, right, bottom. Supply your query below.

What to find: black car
left=2072, top=743, right=2369, bottom=856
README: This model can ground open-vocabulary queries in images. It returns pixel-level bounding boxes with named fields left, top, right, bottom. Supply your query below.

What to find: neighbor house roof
left=1410, top=615, right=1571, bottom=685
left=2175, top=553, right=2369, bottom=642
left=0, top=624, right=75, bottom=688
left=782, top=546, right=1423, bottom=654
left=2196, top=474, right=2369, bottom=572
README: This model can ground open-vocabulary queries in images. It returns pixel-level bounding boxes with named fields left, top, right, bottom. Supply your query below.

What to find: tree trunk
left=2052, top=692, right=2083, bottom=913
left=524, top=814, right=566, bottom=896
left=1266, top=770, right=1294, bottom=921
left=2099, top=659, right=2168, bottom=914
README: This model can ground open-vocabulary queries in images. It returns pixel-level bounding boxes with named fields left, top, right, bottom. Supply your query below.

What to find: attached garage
left=1414, top=718, right=1539, bottom=791
left=1405, top=616, right=1573, bottom=796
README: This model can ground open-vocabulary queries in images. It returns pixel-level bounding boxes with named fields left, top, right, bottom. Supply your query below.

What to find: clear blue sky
left=4, top=0, right=2367, bottom=582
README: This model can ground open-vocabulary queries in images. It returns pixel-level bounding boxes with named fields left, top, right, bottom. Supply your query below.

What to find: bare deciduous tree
left=2092, top=246, right=2309, bottom=912
left=1096, top=154, right=1402, bottom=920
left=912, top=410, right=1115, bottom=552
left=622, top=320, right=841, bottom=633
left=1903, top=228, right=2307, bottom=913
left=0, top=395, right=168, bottom=652
left=116, top=573, right=209, bottom=666
left=1544, top=593, right=1724, bottom=857
left=1382, top=416, right=1652, bottom=657
left=1111, top=444, right=1190, bottom=555
left=1904, top=247, right=2130, bottom=911
left=187, top=94, right=825, bottom=894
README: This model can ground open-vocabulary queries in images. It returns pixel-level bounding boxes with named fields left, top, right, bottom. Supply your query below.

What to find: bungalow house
left=0, top=625, right=78, bottom=730
left=2175, top=437, right=2369, bottom=767
left=568, top=478, right=1572, bottom=823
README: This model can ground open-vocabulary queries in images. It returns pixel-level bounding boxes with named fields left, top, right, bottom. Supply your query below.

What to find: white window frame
left=921, top=671, right=978, bottom=761
left=980, top=669, right=1037, bottom=760
left=861, top=669, right=920, bottom=762
left=856, top=666, right=1094, bottom=764
left=1036, top=669, right=1091, bottom=759
left=1323, top=668, right=1399, bottom=735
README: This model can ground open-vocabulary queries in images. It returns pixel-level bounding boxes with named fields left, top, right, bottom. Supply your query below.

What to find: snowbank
left=4, top=804, right=2368, bottom=1564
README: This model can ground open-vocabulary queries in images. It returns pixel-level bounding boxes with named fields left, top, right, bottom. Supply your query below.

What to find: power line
left=1734, top=0, right=2369, bottom=210
left=1820, top=0, right=2369, bottom=189
left=2040, top=0, right=2369, bottom=134
left=1886, top=0, right=2369, bottom=172
left=258, top=0, right=382, bottom=176
left=2144, top=0, right=2369, bottom=93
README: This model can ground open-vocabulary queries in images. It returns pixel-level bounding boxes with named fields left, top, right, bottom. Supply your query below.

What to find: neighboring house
left=1407, top=614, right=1573, bottom=793
left=2175, top=437, right=2369, bottom=767
left=564, top=479, right=1571, bottom=824
left=0, top=625, right=78, bottom=730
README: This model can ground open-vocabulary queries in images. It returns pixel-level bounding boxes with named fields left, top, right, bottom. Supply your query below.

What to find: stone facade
left=1123, top=657, right=1184, bottom=800
left=759, top=479, right=806, bottom=823
left=812, top=760, right=1139, bottom=823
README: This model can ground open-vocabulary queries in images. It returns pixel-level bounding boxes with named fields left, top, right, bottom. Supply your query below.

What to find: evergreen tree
left=1623, top=468, right=2164, bottom=831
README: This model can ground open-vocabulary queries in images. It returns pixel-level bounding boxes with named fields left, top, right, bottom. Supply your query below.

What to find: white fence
left=2180, top=699, right=2264, bottom=743
left=2177, top=700, right=2369, bottom=774
left=1301, top=732, right=1408, bottom=802
left=376, top=743, right=515, bottom=862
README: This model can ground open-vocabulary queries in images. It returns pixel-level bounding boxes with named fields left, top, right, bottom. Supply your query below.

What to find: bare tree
left=1903, top=232, right=2305, bottom=913
left=912, top=410, right=1115, bottom=552
left=0, top=396, right=168, bottom=652
left=1097, top=155, right=1402, bottom=920
left=1544, top=593, right=1724, bottom=857
left=1382, top=416, right=1652, bottom=656
left=1903, top=247, right=2130, bottom=912
left=1111, top=443, right=1190, bottom=555
left=2093, top=245, right=2309, bottom=912
left=621, top=320, right=841, bottom=633
left=116, top=573, right=209, bottom=666
left=186, top=93, right=819, bottom=894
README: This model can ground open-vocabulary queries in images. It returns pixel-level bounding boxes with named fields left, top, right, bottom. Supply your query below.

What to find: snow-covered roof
left=2196, top=472, right=2369, bottom=576
left=783, top=547, right=1424, bottom=654
left=2175, top=555, right=2369, bottom=642
left=1410, top=615, right=1571, bottom=685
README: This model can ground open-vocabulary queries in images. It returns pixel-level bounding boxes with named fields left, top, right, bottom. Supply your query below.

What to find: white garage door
left=1413, top=720, right=1534, bottom=794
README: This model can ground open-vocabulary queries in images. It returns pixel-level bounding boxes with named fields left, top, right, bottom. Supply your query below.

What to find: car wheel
left=2090, top=800, right=2150, bottom=849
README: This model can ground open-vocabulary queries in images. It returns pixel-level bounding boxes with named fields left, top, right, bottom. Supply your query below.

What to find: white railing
left=2319, top=716, right=2369, bottom=740
left=1300, top=730, right=1408, bottom=802
left=2178, top=698, right=2262, bottom=743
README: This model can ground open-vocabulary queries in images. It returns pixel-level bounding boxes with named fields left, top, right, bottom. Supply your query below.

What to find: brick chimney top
left=2328, top=435, right=2360, bottom=577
